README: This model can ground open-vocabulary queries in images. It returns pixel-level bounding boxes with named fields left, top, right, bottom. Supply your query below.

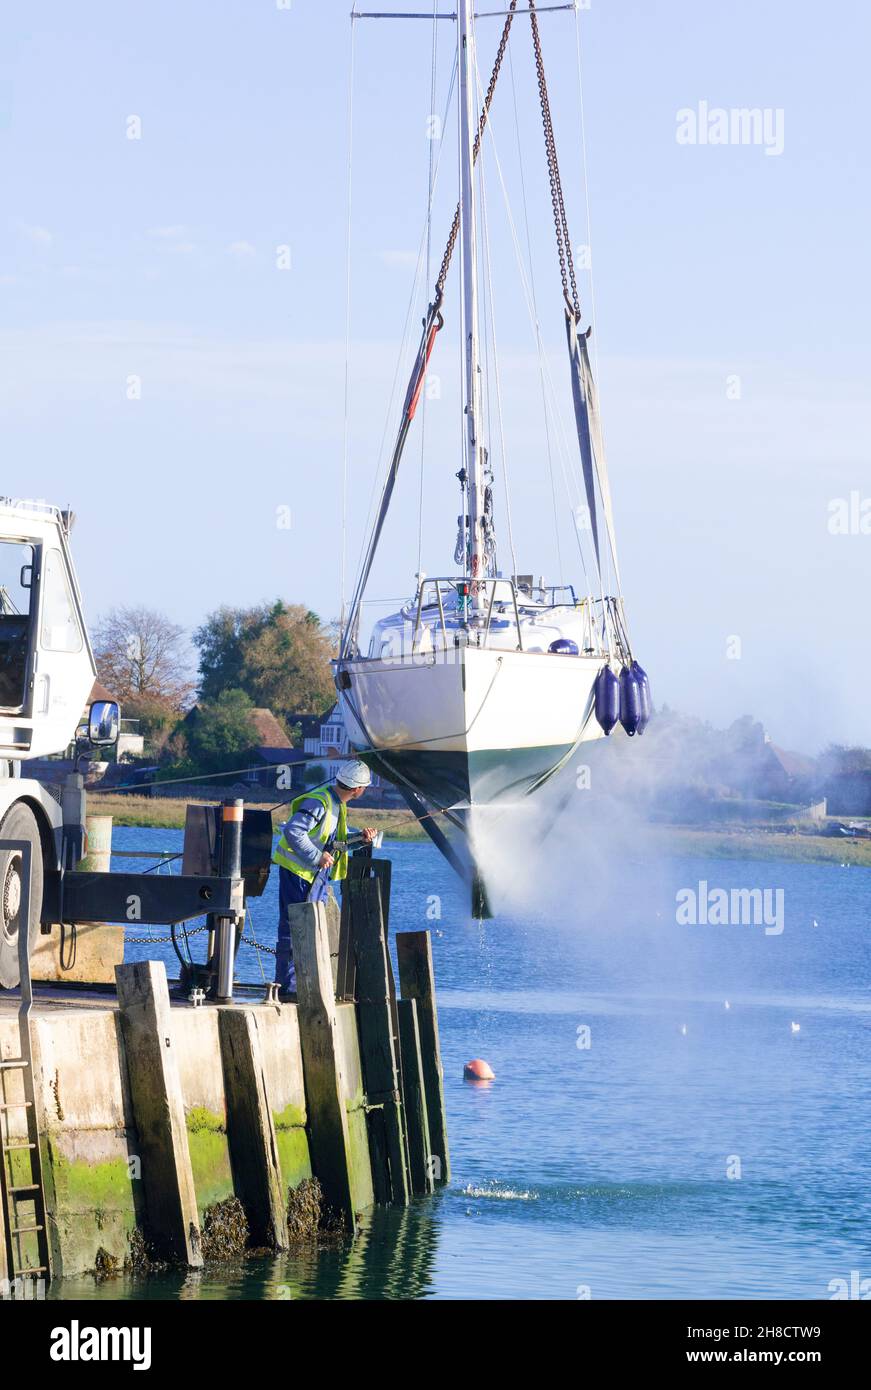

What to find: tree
left=193, top=601, right=335, bottom=717
left=184, top=689, right=261, bottom=775
left=93, top=606, right=194, bottom=710
left=820, top=744, right=871, bottom=777
left=120, top=693, right=179, bottom=759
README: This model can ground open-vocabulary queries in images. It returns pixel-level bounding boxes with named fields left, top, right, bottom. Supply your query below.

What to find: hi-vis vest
left=272, top=786, right=348, bottom=883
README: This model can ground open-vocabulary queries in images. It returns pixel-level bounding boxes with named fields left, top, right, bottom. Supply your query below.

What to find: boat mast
left=457, top=0, right=486, bottom=613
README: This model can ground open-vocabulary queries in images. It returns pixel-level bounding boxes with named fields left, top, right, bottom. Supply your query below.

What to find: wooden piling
left=219, top=1009, right=289, bottom=1251
left=397, top=998, right=435, bottom=1195
left=397, top=931, right=450, bottom=1186
left=348, top=875, right=410, bottom=1207
left=286, top=898, right=341, bottom=993
left=115, top=960, right=203, bottom=1267
left=290, top=901, right=358, bottom=1230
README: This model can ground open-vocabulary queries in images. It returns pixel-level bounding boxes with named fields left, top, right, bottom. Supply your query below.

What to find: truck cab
left=0, top=499, right=96, bottom=761
left=0, top=498, right=115, bottom=987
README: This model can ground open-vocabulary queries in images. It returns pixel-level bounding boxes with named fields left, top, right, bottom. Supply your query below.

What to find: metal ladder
left=0, top=838, right=51, bottom=1291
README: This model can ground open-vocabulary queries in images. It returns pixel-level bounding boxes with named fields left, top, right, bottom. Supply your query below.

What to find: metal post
left=82, top=814, right=112, bottom=873
left=215, top=800, right=244, bottom=1004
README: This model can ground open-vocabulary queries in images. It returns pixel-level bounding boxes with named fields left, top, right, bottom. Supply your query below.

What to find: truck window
left=40, top=548, right=83, bottom=653
left=0, top=539, right=34, bottom=709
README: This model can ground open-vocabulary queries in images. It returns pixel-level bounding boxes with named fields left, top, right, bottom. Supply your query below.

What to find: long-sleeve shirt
left=279, top=787, right=365, bottom=871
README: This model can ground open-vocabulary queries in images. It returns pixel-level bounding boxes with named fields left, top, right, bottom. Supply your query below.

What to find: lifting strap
left=565, top=310, right=622, bottom=593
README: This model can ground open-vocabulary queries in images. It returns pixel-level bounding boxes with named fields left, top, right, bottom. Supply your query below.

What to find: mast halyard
left=457, top=0, right=488, bottom=614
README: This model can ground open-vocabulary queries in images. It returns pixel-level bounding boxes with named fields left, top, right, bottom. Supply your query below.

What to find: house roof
left=768, top=745, right=818, bottom=779
left=250, top=707, right=292, bottom=749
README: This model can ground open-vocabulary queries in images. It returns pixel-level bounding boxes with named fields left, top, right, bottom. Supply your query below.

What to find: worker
left=272, top=759, right=377, bottom=998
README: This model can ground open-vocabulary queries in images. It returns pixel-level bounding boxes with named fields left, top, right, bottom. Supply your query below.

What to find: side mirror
left=88, top=700, right=120, bottom=747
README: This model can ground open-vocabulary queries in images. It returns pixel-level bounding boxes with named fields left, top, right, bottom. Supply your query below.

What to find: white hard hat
left=336, top=759, right=372, bottom=789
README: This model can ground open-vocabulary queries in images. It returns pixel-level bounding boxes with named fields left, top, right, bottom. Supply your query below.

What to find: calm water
left=52, top=827, right=871, bottom=1300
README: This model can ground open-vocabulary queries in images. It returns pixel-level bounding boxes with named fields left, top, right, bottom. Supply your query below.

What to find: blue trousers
left=275, top=866, right=333, bottom=992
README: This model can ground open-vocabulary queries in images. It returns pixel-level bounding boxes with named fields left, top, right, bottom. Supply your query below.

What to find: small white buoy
left=812, top=918, right=819, bottom=928
left=680, top=1023, right=687, bottom=1036
left=791, top=1021, right=800, bottom=1033
left=724, top=1000, right=731, bottom=1010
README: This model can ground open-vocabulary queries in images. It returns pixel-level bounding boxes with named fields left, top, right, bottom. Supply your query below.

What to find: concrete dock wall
left=252, top=1005, right=312, bottom=1195
left=2, top=886, right=448, bottom=1284
left=1, top=982, right=371, bottom=1277
left=174, top=1007, right=235, bottom=1220
left=1, top=1008, right=140, bottom=1276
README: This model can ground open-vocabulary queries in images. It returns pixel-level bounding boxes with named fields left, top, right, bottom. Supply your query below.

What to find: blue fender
left=594, top=665, right=620, bottom=735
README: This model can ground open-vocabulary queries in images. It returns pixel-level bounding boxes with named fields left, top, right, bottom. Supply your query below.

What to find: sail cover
left=565, top=310, right=622, bottom=594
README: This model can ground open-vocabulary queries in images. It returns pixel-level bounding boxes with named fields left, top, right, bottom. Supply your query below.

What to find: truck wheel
left=0, top=803, right=44, bottom=990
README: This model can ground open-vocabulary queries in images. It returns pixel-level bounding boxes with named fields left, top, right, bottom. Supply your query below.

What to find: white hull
left=338, top=646, right=604, bottom=807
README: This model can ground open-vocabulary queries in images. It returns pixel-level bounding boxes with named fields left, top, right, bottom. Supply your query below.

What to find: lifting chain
left=125, top=924, right=277, bottom=956
left=435, top=0, right=518, bottom=301
left=529, top=0, right=581, bottom=321
left=240, top=934, right=276, bottom=957
left=124, top=923, right=210, bottom=945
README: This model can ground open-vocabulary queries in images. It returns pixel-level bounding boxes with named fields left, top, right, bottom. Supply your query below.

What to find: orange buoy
left=463, top=1058, right=495, bottom=1081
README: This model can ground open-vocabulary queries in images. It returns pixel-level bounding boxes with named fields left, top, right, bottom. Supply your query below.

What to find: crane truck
left=0, top=497, right=270, bottom=996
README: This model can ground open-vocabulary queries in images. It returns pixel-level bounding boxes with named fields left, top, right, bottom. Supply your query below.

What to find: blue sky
left=1, top=0, right=868, bottom=751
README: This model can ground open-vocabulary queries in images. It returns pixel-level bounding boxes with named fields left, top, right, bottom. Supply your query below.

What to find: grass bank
left=88, top=794, right=425, bottom=839
left=646, top=826, right=871, bottom=868
left=88, top=794, right=871, bottom=867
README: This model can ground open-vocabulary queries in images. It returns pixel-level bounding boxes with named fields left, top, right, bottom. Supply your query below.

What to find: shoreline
left=88, top=793, right=871, bottom=867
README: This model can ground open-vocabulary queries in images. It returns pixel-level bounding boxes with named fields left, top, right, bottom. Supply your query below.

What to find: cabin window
left=0, top=539, right=35, bottom=709
left=40, top=548, right=83, bottom=653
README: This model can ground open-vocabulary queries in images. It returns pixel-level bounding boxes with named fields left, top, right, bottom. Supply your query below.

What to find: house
left=711, top=720, right=819, bottom=804
left=242, top=708, right=306, bottom=789
left=288, top=702, right=396, bottom=801
left=757, top=739, right=819, bottom=803
left=182, top=704, right=307, bottom=790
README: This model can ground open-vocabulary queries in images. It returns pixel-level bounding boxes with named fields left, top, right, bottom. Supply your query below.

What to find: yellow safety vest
left=272, top=786, right=349, bottom=883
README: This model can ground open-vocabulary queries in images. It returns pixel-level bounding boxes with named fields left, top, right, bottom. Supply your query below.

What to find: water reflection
left=50, top=1197, right=443, bottom=1302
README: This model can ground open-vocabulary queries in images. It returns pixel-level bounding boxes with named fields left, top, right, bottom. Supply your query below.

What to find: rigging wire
left=340, top=6, right=359, bottom=635
left=345, top=2, right=617, bottom=649
left=350, top=53, right=458, bottom=595
left=350, top=10, right=515, bottom=627
left=528, top=0, right=580, bottom=321
left=416, top=0, right=441, bottom=579
left=478, top=58, right=595, bottom=596
left=475, top=54, right=518, bottom=583
left=573, top=0, right=619, bottom=601
left=506, top=34, right=564, bottom=587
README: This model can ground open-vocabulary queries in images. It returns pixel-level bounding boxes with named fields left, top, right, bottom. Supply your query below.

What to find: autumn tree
left=193, top=602, right=335, bottom=717
left=92, top=606, right=194, bottom=712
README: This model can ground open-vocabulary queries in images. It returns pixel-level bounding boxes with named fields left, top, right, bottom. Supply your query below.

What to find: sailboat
left=335, top=0, right=650, bottom=913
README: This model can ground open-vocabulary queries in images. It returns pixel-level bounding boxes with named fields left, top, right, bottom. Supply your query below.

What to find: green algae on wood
left=185, top=1106, right=234, bottom=1216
